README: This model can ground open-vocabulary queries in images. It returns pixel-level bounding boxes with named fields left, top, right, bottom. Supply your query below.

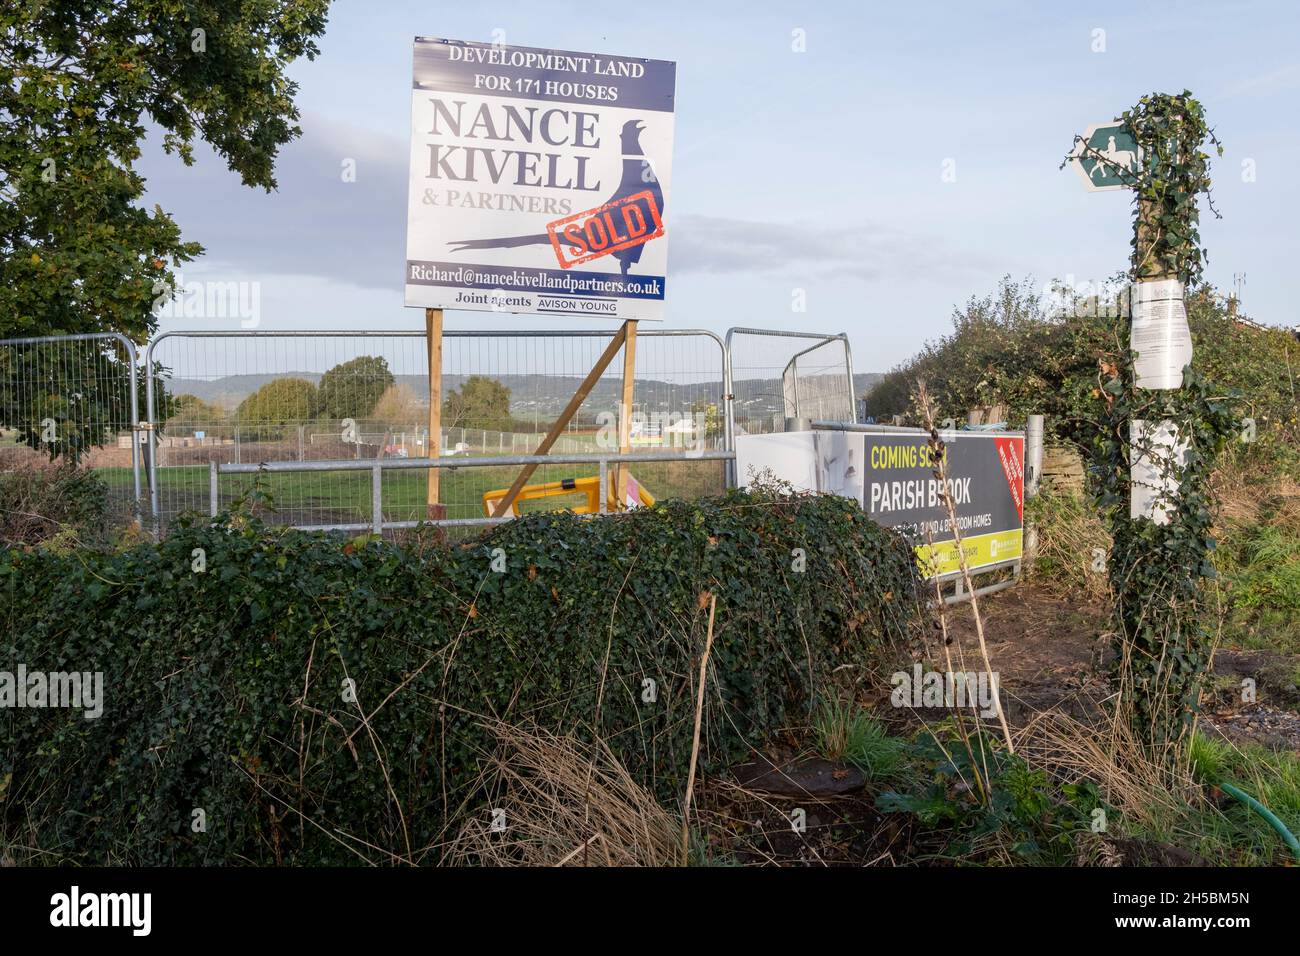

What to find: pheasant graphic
left=447, top=119, right=664, bottom=275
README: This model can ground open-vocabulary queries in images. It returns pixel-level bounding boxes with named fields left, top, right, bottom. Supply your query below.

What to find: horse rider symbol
left=1091, top=134, right=1138, bottom=180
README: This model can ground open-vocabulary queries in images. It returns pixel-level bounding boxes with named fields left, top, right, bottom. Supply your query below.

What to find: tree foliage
left=167, top=393, right=228, bottom=427
left=313, top=356, right=394, bottom=421
left=235, top=376, right=315, bottom=439
left=864, top=275, right=1111, bottom=438
left=0, top=1, right=331, bottom=341
left=864, top=277, right=1296, bottom=458
left=371, top=383, right=424, bottom=431
left=0, top=337, right=141, bottom=460
left=443, top=375, right=513, bottom=431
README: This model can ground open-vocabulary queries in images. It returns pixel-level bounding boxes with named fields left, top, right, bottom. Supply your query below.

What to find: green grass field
left=95, top=456, right=725, bottom=529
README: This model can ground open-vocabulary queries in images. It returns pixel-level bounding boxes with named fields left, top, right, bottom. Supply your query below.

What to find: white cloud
left=139, top=113, right=408, bottom=290
left=1216, top=62, right=1300, bottom=100
left=671, top=214, right=993, bottom=282
left=138, top=115, right=993, bottom=295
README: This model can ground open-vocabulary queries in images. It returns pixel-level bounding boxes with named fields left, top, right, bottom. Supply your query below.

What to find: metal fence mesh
left=783, top=336, right=856, bottom=424
left=0, top=334, right=141, bottom=522
left=2, top=327, right=858, bottom=536
left=726, top=329, right=854, bottom=436
left=148, top=329, right=727, bottom=531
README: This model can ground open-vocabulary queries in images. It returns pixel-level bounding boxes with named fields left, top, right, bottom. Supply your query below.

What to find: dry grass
left=1210, top=453, right=1300, bottom=529
left=446, top=720, right=681, bottom=867
left=1026, top=460, right=1300, bottom=600
left=0, top=461, right=112, bottom=548
left=1012, top=708, right=1300, bottom=865
left=1015, top=708, right=1196, bottom=833
left=1024, top=488, right=1111, bottom=599
left=1212, top=469, right=1270, bottom=527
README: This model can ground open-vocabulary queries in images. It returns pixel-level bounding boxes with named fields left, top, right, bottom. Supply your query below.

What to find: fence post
left=143, top=337, right=161, bottom=532
left=841, top=333, right=859, bottom=424
left=791, top=354, right=803, bottom=423
left=114, top=333, right=144, bottom=518
left=598, top=459, right=608, bottom=514
left=371, top=462, right=383, bottom=535
left=722, top=329, right=736, bottom=487
left=1025, top=414, right=1045, bottom=498
left=209, top=461, right=218, bottom=517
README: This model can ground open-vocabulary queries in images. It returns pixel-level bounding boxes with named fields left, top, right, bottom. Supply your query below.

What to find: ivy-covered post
left=1127, top=103, right=1196, bottom=525
left=1073, top=92, right=1236, bottom=764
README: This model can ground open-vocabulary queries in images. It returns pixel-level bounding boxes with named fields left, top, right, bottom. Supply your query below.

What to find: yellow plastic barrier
left=482, top=473, right=655, bottom=518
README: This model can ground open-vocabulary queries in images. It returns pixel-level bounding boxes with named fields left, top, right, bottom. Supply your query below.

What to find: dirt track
left=938, top=583, right=1300, bottom=751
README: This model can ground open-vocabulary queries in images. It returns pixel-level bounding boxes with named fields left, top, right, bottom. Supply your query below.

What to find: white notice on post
left=1130, top=418, right=1187, bottom=525
left=1131, top=279, right=1193, bottom=389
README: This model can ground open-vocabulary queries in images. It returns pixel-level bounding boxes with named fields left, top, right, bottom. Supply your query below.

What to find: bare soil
left=697, top=581, right=1300, bottom=866
left=935, top=582, right=1300, bottom=750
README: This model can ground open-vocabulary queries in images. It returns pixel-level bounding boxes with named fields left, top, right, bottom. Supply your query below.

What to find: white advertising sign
left=733, top=433, right=821, bottom=493
left=404, top=38, right=676, bottom=320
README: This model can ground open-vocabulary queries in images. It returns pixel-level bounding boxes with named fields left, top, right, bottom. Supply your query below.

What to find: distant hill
left=163, top=369, right=887, bottom=419
left=854, top=372, right=885, bottom=397
left=166, top=372, right=326, bottom=411
left=164, top=372, right=718, bottom=417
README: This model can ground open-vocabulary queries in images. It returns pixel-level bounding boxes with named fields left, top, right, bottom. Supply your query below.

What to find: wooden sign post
left=426, top=307, right=444, bottom=521
left=615, top=320, right=638, bottom=504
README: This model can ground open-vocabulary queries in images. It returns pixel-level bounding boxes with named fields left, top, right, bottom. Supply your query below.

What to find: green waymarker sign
left=1069, top=121, right=1141, bottom=191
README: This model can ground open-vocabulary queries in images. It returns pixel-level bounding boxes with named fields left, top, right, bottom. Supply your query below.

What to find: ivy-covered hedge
left=0, top=487, right=920, bottom=865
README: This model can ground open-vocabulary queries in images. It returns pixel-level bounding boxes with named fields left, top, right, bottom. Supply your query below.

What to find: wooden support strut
left=491, top=321, right=632, bottom=518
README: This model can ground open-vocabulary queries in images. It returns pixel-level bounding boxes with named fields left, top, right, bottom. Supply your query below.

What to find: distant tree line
left=166, top=359, right=539, bottom=442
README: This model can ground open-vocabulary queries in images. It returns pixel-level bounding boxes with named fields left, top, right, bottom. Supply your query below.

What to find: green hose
left=1220, top=780, right=1300, bottom=862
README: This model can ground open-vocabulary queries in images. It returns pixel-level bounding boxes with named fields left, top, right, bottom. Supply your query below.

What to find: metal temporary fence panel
left=145, top=328, right=727, bottom=531
left=722, top=327, right=856, bottom=486
left=211, top=449, right=737, bottom=535
left=0, top=333, right=143, bottom=521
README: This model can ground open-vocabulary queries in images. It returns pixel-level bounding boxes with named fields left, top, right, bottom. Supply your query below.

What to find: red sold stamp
left=546, top=190, right=664, bottom=270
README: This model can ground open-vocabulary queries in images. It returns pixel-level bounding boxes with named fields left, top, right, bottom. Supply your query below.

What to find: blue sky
left=142, top=0, right=1300, bottom=371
